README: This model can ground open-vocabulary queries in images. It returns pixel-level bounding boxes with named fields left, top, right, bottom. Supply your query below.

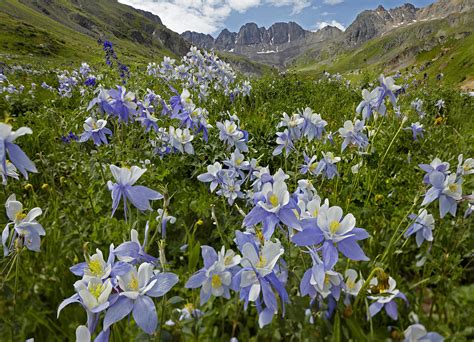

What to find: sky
left=118, top=0, right=436, bottom=36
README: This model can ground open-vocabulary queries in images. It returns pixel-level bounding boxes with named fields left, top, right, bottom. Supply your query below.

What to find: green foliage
left=0, top=63, right=473, bottom=342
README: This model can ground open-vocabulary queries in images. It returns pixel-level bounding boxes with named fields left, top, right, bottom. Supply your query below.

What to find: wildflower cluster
left=59, top=226, right=179, bottom=338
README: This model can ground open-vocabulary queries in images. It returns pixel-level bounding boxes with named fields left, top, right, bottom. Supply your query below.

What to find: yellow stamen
left=255, top=229, right=265, bottom=244
left=15, top=212, right=27, bottom=221
left=346, top=279, right=355, bottom=289
left=90, top=283, right=105, bottom=299
left=128, top=275, right=139, bottom=291
left=211, top=274, right=222, bottom=288
left=329, top=220, right=340, bottom=234
left=448, top=184, right=457, bottom=193
left=87, top=259, right=104, bottom=277
left=256, top=255, right=267, bottom=268
left=269, top=194, right=279, bottom=207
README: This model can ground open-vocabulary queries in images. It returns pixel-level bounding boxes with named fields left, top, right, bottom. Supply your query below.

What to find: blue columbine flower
left=404, top=209, right=435, bottom=247
left=367, top=275, right=408, bottom=320
left=2, top=194, right=44, bottom=256
left=223, top=150, right=250, bottom=178
left=79, top=117, right=112, bottom=146
left=315, top=152, right=340, bottom=180
left=292, top=205, right=369, bottom=269
left=103, top=262, right=179, bottom=335
left=456, top=154, right=474, bottom=177
left=421, top=171, right=462, bottom=218
left=87, top=88, right=114, bottom=114
left=234, top=239, right=289, bottom=328
left=300, top=247, right=343, bottom=301
left=0, top=123, right=37, bottom=181
left=406, top=122, right=424, bottom=141
left=273, top=129, right=295, bottom=156
left=114, top=225, right=157, bottom=265
left=216, top=170, right=245, bottom=205
left=464, top=192, right=474, bottom=218
left=107, top=86, right=137, bottom=123
left=216, top=118, right=249, bottom=152
left=244, top=171, right=300, bottom=239
left=185, top=246, right=238, bottom=305
left=419, top=158, right=450, bottom=184
left=197, top=162, right=223, bottom=192
left=277, top=112, right=304, bottom=140
left=300, top=153, right=318, bottom=176
left=411, top=98, right=426, bottom=118
left=300, top=107, right=327, bottom=140
left=107, top=165, right=163, bottom=219
left=357, top=88, right=386, bottom=120
left=377, top=75, right=401, bottom=108
left=168, top=126, right=194, bottom=154
left=435, top=99, right=445, bottom=111
left=403, top=323, right=444, bottom=342
left=338, top=120, right=369, bottom=152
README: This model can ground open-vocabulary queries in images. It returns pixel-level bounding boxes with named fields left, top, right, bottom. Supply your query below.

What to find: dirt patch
left=460, top=77, right=474, bottom=90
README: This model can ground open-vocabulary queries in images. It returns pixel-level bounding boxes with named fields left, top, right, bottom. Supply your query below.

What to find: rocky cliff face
left=345, top=4, right=419, bottom=46
left=417, top=0, right=474, bottom=19
left=214, top=29, right=237, bottom=50
left=181, top=31, right=215, bottom=50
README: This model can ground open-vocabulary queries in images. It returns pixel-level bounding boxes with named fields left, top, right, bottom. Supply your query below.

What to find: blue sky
left=118, top=0, right=436, bottom=36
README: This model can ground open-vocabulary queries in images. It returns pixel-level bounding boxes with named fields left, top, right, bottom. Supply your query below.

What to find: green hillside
left=293, top=10, right=474, bottom=88
left=0, top=0, right=187, bottom=66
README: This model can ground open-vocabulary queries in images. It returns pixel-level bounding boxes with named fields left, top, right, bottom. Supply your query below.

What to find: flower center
left=448, top=184, right=457, bottom=193
left=128, top=275, right=139, bottom=291
left=211, top=274, right=222, bottom=288
left=329, top=220, right=340, bottom=234
left=269, top=194, right=279, bottom=207
left=15, top=212, right=27, bottom=221
left=90, top=283, right=105, bottom=299
left=309, top=162, right=318, bottom=171
left=256, top=255, right=267, bottom=268
left=346, top=279, right=355, bottom=289
left=227, top=124, right=236, bottom=134
left=324, top=275, right=331, bottom=286
left=87, top=260, right=104, bottom=277
left=312, top=209, right=319, bottom=218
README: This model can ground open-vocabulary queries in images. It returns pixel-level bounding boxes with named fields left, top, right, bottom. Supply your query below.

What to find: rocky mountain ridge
left=181, top=0, right=474, bottom=67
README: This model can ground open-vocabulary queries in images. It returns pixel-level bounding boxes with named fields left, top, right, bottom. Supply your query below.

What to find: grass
left=0, top=50, right=473, bottom=341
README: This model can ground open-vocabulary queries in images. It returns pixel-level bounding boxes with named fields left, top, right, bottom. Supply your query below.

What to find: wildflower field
left=0, top=45, right=473, bottom=341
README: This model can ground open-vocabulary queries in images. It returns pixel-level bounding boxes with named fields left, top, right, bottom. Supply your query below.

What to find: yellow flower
left=41, top=183, right=49, bottom=190
left=24, top=183, right=34, bottom=191
left=434, top=117, right=443, bottom=126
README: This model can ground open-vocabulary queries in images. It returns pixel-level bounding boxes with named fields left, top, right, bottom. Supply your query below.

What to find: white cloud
left=118, top=0, right=312, bottom=34
left=323, top=0, right=344, bottom=5
left=314, top=20, right=345, bottom=31
left=266, top=0, right=311, bottom=15
left=228, top=0, right=261, bottom=13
